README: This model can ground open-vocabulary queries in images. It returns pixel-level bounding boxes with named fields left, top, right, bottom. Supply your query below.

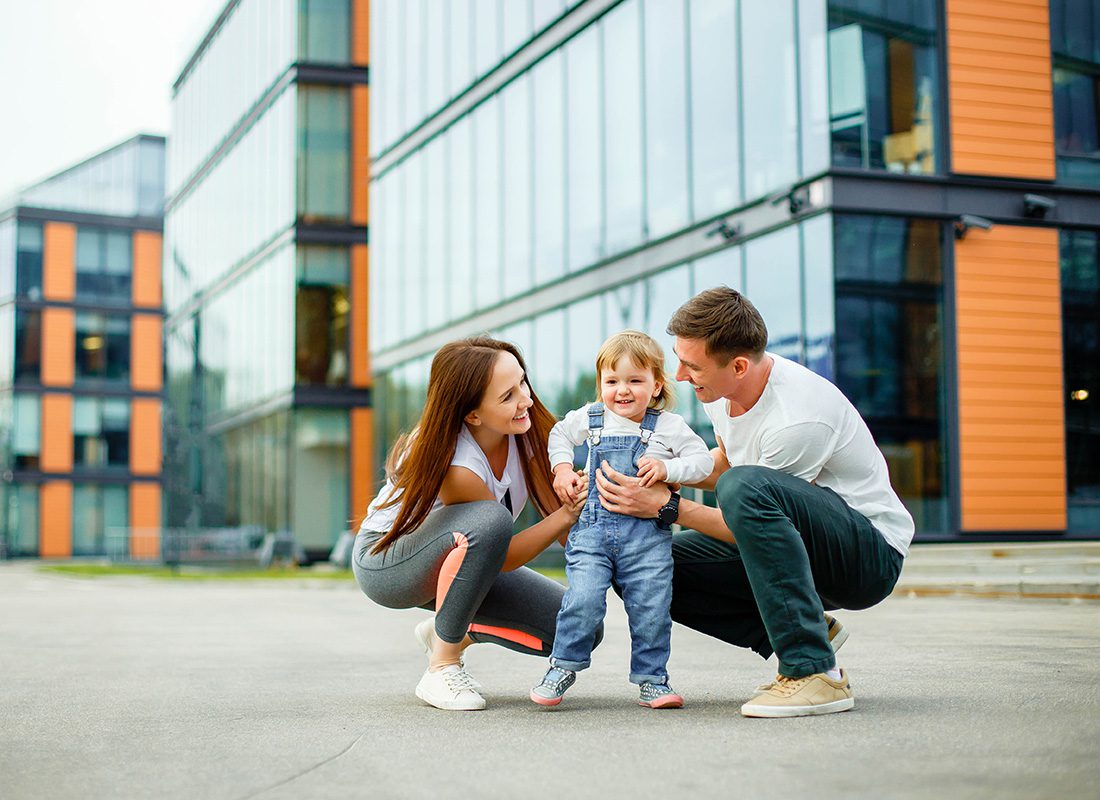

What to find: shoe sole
left=530, top=691, right=563, bottom=706
left=740, top=697, right=854, bottom=718
left=829, top=622, right=849, bottom=653
left=416, top=685, right=486, bottom=711
left=639, top=694, right=684, bottom=709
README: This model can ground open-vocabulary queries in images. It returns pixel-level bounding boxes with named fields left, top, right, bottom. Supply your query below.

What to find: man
left=596, top=287, right=912, bottom=717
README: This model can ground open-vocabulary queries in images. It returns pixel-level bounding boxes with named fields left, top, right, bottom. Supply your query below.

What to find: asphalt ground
left=1, top=562, right=1098, bottom=800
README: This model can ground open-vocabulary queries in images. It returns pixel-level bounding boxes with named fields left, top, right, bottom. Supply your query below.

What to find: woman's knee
left=461, top=500, right=514, bottom=550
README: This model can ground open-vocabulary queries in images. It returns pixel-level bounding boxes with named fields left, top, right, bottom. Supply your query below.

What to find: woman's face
left=466, top=351, right=533, bottom=436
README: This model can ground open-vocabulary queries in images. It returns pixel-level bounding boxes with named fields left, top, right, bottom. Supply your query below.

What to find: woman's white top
left=547, top=403, right=713, bottom=486
left=359, top=425, right=528, bottom=533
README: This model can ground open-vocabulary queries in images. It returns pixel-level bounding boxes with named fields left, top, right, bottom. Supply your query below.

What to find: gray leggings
left=353, top=500, right=598, bottom=656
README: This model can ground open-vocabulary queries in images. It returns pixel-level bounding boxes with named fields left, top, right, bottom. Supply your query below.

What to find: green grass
left=37, top=563, right=353, bottom=581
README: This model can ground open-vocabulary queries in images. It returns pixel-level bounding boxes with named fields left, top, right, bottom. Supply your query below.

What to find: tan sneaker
left=741, top=670, right=854, bottom=718
left=755, top=614, right=848, bottom=692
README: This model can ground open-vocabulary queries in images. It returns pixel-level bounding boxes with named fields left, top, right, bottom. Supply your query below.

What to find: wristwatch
left=656, top=491, right=680, bottom=530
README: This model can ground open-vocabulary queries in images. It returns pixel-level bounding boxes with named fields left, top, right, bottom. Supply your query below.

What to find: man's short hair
left=666, top=286, right=768, bottom=364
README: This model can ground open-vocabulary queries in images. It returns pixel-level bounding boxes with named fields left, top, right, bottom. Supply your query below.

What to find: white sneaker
left=415, top=665, right=486, bottom=711
left=414, top=617, right=481, bottom=689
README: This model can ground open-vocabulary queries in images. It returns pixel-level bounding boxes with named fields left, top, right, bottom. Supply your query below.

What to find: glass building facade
left=0, top=135, right=165, bottom=558
left=367, top=0, right=1100, bottom=542
left=163, top=0, right=371, bottom=559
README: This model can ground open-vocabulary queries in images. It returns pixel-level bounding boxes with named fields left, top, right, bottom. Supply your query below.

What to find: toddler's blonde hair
left=594, top=329, right=675, bottom=411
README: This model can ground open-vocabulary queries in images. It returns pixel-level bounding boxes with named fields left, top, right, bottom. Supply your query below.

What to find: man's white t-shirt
left=359, top=425, right=528, bottom=533
left=703, top=353, right=915, bottom=556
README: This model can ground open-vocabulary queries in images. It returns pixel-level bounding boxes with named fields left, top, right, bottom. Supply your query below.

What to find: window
left=644, top=0, right=690, bottom=238
left=75, top=227, right=131, bottom=302
left=1061, top=229, right=1100, bottom=532
left=1051, top=0, right=1100, bottom=185
left=532, top=51, right=566, bottom=285
left=566, top=26, right=603, bottom=271
left=502, top=75, right=533, bottom=300
left=16, top=223, right=43, bottom=299
left=296, top=246, right=349, bottom=386
left=828, top=0, right=941, bottom=175
left=73, top=397, right=130, bottom=468
left=298, top=86, right=350, bottom=221
left=72, top=484, right=128, bottom=556
left=75, top=312, right=130, bottom=382
left=14, top=309, right=41, bottom=383
left=299, top=0, right=350, bottom=62
left=604, top=0, right=644, bottom=253
left=3, top=484, right=38, bottom=556
left=13, top=393, right=40, bottom=470
left=834, top=215, right=947, bottom=534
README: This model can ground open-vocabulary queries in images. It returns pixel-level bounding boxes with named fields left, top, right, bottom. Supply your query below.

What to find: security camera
left=1023, top=193, right=1056, bottom=219
left=954, top=214, right=994, bottom=239
left=705, top=221, right=742, bottom=241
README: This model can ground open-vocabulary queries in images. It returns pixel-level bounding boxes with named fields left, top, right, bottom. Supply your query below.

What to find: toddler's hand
left=635, top=457, right=667, bottom=488
left=553, top=465, right=583, bottom=505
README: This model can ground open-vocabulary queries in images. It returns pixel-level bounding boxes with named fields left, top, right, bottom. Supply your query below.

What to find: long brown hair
left=370, top=336, right=559, bottom=554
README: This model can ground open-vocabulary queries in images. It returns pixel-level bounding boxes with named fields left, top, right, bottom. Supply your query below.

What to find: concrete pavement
left=1, top=560, right=1098, bottom=800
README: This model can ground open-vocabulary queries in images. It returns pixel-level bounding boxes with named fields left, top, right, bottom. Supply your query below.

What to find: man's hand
left=552, top=463, right=584, bottom=505
left=595, top=460, right=670, bottom=519
left=635, top=456, right=668, bottom=488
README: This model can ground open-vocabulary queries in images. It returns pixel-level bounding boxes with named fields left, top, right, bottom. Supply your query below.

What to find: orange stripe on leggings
left=436, top=531, right=468, bottom=608
left=467, top=624, right=544, bottom=651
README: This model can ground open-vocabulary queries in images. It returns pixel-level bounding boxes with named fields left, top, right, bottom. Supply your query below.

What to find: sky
left=0, top=0, right=225, bottom=202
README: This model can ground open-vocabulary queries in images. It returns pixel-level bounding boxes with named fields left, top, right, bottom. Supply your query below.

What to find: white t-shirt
left=359, top=425, right=528, bottom=533
left=703, top=353, right=915, bottom=556
left=548, top=402, right=713, bottom=486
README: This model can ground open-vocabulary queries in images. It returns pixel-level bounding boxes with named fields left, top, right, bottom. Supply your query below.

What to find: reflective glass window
left=533, top=0, right=566, bottom=30
left=742, top=0, right=799, bottom=197
left=424, top=137, right=448, bottom=324
left=292, top=408, right=349, bottom=550
left=646, top=264, right=693, bottom=410
left=532, top=51, right=566, bottom=285
left=802, top=214, right=835, bottom=380
left=604, top=282, right=646, bottom=336
left=17, top=223, right=43, bottom=300
left=73, top=397, right=130, bottom=468
left=799, top=0, right=831, bottom=177
left=834, top=214, right=947, bottom=534
left=474, top=0, right=502, bottom=77
left=1061, top=229, right=1100, bottom=532
left=502, top=75, right=533, bottom=300
left=828, top=0, right=941, bottom=175
left=448, top=118, right=476, bottom=319
left=13, top=393, right=40, bottom=469
left=503, top=0, right=533, bottom=54
left=603, top=0, right=644, bottom=253
left=564, top=295, right=602, bottom=411
left=425, top=2, right=447, bottom=113
left=298, top=86, right=350, bottom=221
left=449, top=0, right=476, bottom=99
left=75, top=313, right=130, bottom=382
left=14, top=309, right=41, bottom=383
left=1051, top=0, right=1100, bottom=188
left=72, top=484, right=128, bottom=557
left=566, top=26, right=603, bottom=271
left=693, top=246, right=743, bottom=295
left=403, top=154, right=426, bottom=333
left=533, top=309, right=568, bottom=416
left=5, top=484, right=38, bottom=556
left=0, top=220, right=13, bottom=300
left=75, top=227, right=132, bottom=302
left=404, top=0, right=425, bottom=130
left=299, top=0, right=350, bottom=61
left=296, top=246, right=350, bottom=386
left=644, top=0, right=691, bottom=238
left=474, top=99, right=503, bottom=307
left=689, top=0, right=741, bottom=219
left=745, top=226, right=802, bottom=363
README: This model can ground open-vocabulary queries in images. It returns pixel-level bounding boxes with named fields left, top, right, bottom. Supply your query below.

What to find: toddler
left=530, top=330, right=711, bottom=708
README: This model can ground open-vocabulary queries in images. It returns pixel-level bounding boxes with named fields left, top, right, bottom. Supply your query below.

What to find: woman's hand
left=595, top=460, right=670, bottom=519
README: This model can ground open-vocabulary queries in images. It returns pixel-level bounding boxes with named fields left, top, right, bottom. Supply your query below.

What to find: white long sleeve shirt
left=548, top=403, right=712, bottom=486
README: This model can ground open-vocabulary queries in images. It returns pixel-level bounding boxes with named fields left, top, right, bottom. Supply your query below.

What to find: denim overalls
left=550, top=403, right=674, bottom=685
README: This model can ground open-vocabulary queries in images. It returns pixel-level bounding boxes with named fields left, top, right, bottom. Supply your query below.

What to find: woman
left=353, top=336, right=593, bottom=711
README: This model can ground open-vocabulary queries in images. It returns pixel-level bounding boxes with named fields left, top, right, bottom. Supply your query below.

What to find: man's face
left=672, top=337, right=738, bottom=404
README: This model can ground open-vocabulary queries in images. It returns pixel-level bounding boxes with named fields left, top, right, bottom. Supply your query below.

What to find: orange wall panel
left=130, top=398, right=162, bottom=476
left=131, top=314, right=163, bottom=391
left=41, top=307, right=74, bottom=387
left=39, top=481, right=72, bottom=558
left=350, top=244, right=370, bottom=386
left=350, top=407, right=374, bottom=525
left=352, top=0, right=369, bottom=65
left=352, top=85, right=370, bottom=226
left=40, top=394, right=73, bottom=473
left=946, top=0, right=1055, bottom=179
left=129, top=483, right=161, bottom=560
left=955, top=226, right=1066, bottom=531
left=43, top=222, right=76, bottom=301
left=132, top=230, right=163, bottom=308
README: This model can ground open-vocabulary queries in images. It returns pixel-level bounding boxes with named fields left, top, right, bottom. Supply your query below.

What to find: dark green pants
left=671, top=465, right=904, bottom=678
